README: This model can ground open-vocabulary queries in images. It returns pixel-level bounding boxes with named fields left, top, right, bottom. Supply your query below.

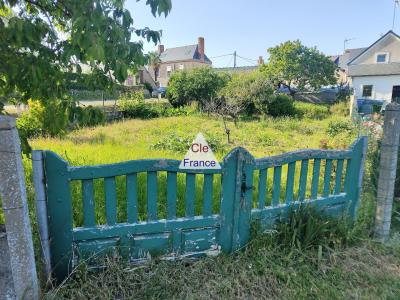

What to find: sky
left=126, top=0, right=400, bottom=68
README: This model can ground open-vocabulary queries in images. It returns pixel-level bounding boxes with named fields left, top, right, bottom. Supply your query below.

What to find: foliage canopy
left=0, top=0, right=171, bottom=108
left=260, top=40, right=337, bottom=95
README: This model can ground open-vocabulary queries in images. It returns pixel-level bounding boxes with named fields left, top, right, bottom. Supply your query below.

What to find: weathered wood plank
left=105, top=177, right=117, bottom=225
left=322, top=159, right=333, bottom=197
left=147, top=171, right=158, bottom=221
left=311, top=159, right=321, bottom=199
left=185, top=173, right=196, bottom=217
left=298, top=159, right=309, bottom=201
left=73, top=215, right=220, bottom=241
left=255, top=149, right=351, bottom=169
left=334, top=159, right=344, bottom=194
left=285, top=162, right=296, bottom=204
left=69, top=159, right=222, bottom=180
left=126, top=173, right=138, bottom=223
left=203, top=174, right=213, bottom=216
left=82, top=179, right=95, bottom=227
left=167, top=172, right=177, bottom=219
left=272, top=166, right=282, bottom=206
left=257, top=168, right=268, bottom=209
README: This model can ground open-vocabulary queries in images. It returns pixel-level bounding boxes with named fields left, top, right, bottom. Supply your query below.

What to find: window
left=376, top=53, right=387, bottom=63
left=167, top=65, right=172, bottom=77
left=362, top=85, right=373, bottom=97
left=179, top=64, right=184, bottom=70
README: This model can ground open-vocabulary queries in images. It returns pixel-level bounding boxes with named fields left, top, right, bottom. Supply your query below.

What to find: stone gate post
left=0, top=116, right=39, bottom=299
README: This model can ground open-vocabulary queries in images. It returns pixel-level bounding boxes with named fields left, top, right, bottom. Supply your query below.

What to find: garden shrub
left=17, top=99, right=68, bottom=138
left=326, top=119, right=355, bottom=137
left=118, top=91, right=160, bottom=119
left=266, top=94, right=295, bottom=117
left=220, top=71, right=273, bottom=116
left=69, top=105, right=106, bottom=127
left=294, top=102, right=330, bottom=119
left=167, top=67, right=229, bottom=108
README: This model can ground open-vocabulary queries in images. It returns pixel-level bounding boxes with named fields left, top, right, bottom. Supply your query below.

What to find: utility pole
left=393, top=0, right=399, bottom=30
left=233, top=51, right=237, bottom=68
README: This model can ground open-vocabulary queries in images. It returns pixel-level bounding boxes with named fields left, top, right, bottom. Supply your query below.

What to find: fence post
left=0, top=116, right=39, bottom=299
left=375, top=103, right=400, bottom=242
left=32, top=150, right=52, bottom=281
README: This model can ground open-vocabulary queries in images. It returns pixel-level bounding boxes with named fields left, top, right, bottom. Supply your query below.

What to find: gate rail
left=33, top=136, right=367, bottom=281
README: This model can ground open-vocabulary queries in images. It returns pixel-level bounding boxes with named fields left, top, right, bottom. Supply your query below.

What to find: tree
left=0, top=0, right=172, bottom=109
left=167, top=67, right=229, bottom=108
left=260, top=40, right=337, bottom=96
left=148, top=51, right=161, bottom=82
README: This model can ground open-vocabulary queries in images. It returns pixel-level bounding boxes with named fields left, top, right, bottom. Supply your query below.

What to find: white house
left=347, top=31, right=400, bottom=104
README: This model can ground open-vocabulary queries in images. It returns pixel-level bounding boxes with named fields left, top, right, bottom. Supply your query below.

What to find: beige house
left=347, top=31, right=400, bottom=103
left=150, top=37, right=212, bottom=87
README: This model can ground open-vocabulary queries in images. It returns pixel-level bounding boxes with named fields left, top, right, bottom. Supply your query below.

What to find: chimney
left=198, top=37, right=205, bottom=61
left=158, top=44, right=164, bottom=54
left=258, top=56, right=264, bottom=65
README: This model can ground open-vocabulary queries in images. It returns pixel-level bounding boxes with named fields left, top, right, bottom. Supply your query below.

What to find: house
left=347, top=31, right=400, bottom=104
left=330, top=48, right=367, bottom=85
left=150, top=37, right=212, bottom=87
left=124, top=68, right=157, bottom=91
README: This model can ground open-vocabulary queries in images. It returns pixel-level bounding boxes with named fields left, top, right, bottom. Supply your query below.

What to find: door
left=392, top=85, right=400, bottom=103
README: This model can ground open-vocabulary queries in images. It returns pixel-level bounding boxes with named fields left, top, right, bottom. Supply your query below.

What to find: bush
left=17, top=99, right=68, bottom=138
left=118, top=91, right=160, bottom=119
left=69, top=105, right=106, bottom=127
left=167, top=67, right=229, bottom=108
left=265, top=94, right=295, bottom=117
left=294, top=102, right=330, bottom=119
left=326, top=119, right=355, bottom=137
left=220, top=71, right=273, bottom=116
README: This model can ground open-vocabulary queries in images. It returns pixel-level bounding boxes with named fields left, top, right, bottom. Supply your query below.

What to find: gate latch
left=241, top=182, right=253, bottom=193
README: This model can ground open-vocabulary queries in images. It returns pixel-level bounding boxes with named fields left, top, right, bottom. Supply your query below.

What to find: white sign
left=179, top=133, right=221, bottom=170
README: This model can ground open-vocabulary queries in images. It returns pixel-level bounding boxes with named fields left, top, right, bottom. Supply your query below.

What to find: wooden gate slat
left=105, top=177, right=117, bottom=225
left=126, top=173, right=138, bottom=223
left=185, top=173, right=196, bottom=217
left=203, top=174, right=213, bottom=216
left=285, top=162, right=296, bottom=204
left=311, top=159, right=321, bottom=199
left=257, top=168, right=267, bottom=209
left=272, top=166, right=282, bottom=206
left=334, top=159, right=344, bottom=194
left=82, top=179, right=95, bottom=227
left=147, top=171, right=158, bottom=221
left=298, top=159, right=309, bottom=201
left=167, top=172, right=177, bottom=219
left=323, top=159, right=333, bottom=197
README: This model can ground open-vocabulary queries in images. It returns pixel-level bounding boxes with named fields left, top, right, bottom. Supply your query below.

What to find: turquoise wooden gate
left=36, top=136, right=367, bottom=281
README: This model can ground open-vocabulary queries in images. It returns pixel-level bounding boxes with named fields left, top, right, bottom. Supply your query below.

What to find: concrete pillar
left=0, top=116, right=39, bottom=299
left=375, top=103, right=400, bottom=242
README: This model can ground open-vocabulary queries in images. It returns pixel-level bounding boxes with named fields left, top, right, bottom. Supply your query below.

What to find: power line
left=208, top=53, right=233, bottom=59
